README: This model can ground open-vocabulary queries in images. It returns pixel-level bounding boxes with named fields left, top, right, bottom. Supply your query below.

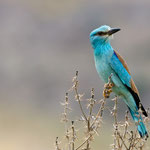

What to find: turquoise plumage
left=90, top=25, right=148, bottom=138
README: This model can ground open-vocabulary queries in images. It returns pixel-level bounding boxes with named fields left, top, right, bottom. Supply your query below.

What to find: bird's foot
left=103, top=82, right=114, bottom=98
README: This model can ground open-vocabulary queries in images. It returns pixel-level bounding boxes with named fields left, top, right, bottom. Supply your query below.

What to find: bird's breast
left=94, top=55, right=113, bottom=83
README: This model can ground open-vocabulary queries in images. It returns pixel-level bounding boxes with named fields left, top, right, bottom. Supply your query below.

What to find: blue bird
left=90, top=25, right=148, bottom=138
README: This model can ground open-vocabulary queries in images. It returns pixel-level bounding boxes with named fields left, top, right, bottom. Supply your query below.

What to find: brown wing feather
left=114, top=50, right=139, bottom=96
left=130, top=79, right=139, bottom=96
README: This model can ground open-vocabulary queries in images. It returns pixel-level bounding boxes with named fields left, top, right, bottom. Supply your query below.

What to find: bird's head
left=90, top=25, right=120, bottom=48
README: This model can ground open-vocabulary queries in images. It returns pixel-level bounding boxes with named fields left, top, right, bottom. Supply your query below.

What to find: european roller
left=89, top=25, right=148, bottom=138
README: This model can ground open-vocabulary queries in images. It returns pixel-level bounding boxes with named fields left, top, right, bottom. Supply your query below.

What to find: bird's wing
left=110, top=50, right=132, bottom=88
left=114, top=50, right=139, bottom=96
left=110, top=50, right=147, bottom=116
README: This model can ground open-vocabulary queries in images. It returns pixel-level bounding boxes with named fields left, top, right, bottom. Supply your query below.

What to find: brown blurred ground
left=0, top=0, right=150, bottom=149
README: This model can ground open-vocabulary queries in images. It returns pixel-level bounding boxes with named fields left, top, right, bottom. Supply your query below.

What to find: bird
left=89, top=25, right=148, bottom=139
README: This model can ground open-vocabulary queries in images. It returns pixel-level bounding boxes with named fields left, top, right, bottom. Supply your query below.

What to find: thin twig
left=74, top=71, right=88, bottom=122
left=90, top=98, right=106, bottom=129
left=75, top=135, right=93, bottom=150
left=117, top=132, right=129, bottom=150
left=71, top=121, right=75, bottom=150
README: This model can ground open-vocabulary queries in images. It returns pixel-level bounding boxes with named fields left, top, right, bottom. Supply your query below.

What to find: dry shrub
left=55, top=71, right=150, bottom=150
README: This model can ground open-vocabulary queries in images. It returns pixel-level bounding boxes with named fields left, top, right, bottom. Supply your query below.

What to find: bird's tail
left=128, top=107, right=148, bottom=139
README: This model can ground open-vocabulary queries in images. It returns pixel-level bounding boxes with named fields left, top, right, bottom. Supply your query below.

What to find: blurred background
left=0, top=0, right=150, bottom=149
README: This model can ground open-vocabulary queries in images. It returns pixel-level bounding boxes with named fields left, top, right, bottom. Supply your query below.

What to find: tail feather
left=125, top=85, right=148, bottom=117
left=128, top=106, right=148, bottom=139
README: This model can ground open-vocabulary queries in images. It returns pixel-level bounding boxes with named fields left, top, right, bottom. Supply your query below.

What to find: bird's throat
left=94, top=42, right=112, bottom=56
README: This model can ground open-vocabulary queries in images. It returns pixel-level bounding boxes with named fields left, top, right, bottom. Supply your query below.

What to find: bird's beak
left=108, top=28, right=121, bottom=36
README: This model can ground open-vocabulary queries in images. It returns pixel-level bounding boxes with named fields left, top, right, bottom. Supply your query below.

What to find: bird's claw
left=103, top=83, right=114, bottom=98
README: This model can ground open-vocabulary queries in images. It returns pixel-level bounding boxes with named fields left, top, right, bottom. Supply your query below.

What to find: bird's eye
left=95, top=32, right=107, bottom=36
